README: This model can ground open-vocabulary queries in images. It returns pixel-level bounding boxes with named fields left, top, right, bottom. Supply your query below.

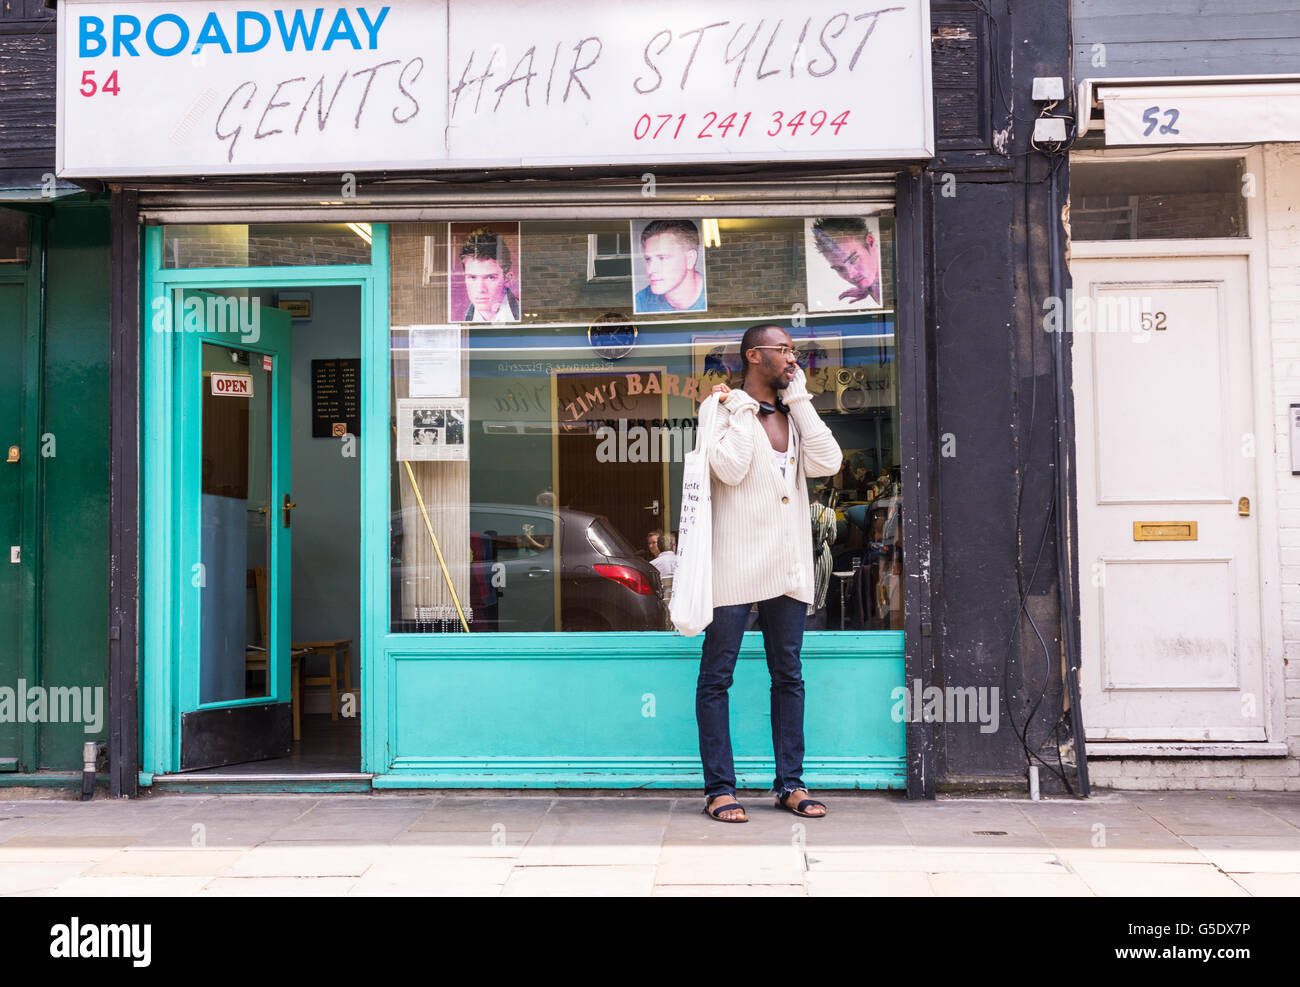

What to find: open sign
left=210, top=372, right=253, bottom=397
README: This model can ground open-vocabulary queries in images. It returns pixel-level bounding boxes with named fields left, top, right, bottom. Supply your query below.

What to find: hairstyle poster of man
left=632, top=219, right=708, bottom=315
left=805, top=217, right=883, bottom=312
left=448, top=222, right=521, bottom=324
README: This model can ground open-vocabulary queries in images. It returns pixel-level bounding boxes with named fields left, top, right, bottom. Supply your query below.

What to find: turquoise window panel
left=373, top=632, right=904, bottom=788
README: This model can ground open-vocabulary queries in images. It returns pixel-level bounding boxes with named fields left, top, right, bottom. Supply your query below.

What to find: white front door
left=1072, top=256, right=1265, bottom=741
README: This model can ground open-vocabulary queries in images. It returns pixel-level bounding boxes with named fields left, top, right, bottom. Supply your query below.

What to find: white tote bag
left=669, top=394, right=720, bottom=636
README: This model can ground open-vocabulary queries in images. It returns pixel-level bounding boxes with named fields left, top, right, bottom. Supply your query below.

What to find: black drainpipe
left=1047, top=158, right=1089, bottom=796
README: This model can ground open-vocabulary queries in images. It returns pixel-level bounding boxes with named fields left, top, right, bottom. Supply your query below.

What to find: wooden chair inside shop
left=244, top=566, right=352, bottom=742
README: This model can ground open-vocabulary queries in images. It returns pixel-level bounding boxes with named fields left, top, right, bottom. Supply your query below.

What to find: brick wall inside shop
left=247, top=233, right=371, bottom=266
left=527, top=229, right=801, bottom=321
left=387, top=221, right=895, bottom=324
left=390, top=223, right=447, bottom=325
left=163, top=226, right=371, bottom=269
left=165, top=224, right=248, bottom=268
left=1089, top=144, right=1300, bottom=792
left=517, top=223, right=895, bottom=322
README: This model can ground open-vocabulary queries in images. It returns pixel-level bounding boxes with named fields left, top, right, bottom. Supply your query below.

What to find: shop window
left=0, top=209, right=29, bottom=264
left=163, top=223, right=372, bottom=268
left=389, top=216, right=902, bottom=634
left=1072, top=158, right=1247, bottom=240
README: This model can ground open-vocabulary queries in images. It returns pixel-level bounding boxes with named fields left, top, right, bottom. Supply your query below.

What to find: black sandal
left=776, top=791, right=827, bottom=818
left=703, top=795, right=748, bottom=823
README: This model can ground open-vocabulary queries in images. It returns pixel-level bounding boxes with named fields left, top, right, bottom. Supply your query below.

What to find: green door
left=0, top=282, right=25, bottom=768
left=175, top=289, right=294, bottom=770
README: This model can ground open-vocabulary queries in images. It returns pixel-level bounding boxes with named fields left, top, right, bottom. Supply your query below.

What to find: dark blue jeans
left=696, top=594, right=808, bottom=800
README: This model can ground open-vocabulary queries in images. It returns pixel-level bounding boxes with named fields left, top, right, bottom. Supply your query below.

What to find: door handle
left=644, top=499, right=660, bottom=516
left=1238, top=496, right=1250, bottom=517
left=527, top=568, right=552, bottom=577
left=283, top=493, right=296, bottom=528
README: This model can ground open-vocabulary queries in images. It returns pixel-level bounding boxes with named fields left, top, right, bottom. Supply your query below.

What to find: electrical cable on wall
left=997, top=81, right=1089, bottom=796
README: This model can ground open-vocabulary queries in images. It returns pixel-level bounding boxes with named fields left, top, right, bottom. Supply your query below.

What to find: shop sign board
left=57, top=0, right=934, bottom=177
left=1099, top=83, right=1300, bottom=146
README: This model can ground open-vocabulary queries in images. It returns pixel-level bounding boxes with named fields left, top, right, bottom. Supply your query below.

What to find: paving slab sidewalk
left=1, top=789, right=1297, bottom=897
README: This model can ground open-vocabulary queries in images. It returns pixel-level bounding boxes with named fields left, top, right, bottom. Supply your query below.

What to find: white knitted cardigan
left=706, top=373, right=844, bottom=607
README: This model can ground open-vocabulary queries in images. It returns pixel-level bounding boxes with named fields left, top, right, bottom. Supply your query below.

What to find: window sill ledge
left=1086, top=742, right=1290, bottom=758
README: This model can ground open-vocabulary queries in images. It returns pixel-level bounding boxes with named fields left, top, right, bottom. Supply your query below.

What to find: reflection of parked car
left=392, top=503, right=665, bottom=632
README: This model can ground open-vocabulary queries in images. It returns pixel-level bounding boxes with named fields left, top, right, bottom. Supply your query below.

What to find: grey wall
left=1074, top=0, right=1300, bottom=79
left=285, top=285, right=362, bottom=712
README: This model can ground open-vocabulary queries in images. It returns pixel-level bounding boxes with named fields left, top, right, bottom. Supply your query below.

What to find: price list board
left=311, top=358, right=361, bottom=438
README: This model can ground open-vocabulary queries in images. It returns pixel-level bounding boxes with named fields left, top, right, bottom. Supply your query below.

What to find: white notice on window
left=407, top=325, right=462, bottom=398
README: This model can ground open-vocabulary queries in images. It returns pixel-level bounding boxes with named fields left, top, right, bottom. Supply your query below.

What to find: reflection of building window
left=586, top=232, right=632, bottom=282
left=422, top=235, right=442, bottom=288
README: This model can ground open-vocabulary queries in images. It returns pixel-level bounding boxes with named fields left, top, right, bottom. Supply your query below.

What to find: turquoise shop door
left=175, top=288, right=294, bottom=770
left=139, top=226, right=385, bottom=782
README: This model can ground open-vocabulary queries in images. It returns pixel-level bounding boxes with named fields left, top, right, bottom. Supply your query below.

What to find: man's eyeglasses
left=748, top=344, right=796, bottom=358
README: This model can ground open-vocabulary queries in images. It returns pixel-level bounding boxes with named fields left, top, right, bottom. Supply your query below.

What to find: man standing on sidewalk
left=698, top=324, right=843, bottom=822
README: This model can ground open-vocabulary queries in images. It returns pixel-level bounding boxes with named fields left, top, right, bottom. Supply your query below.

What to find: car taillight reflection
left=593, top=563, right=654, bottom=596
